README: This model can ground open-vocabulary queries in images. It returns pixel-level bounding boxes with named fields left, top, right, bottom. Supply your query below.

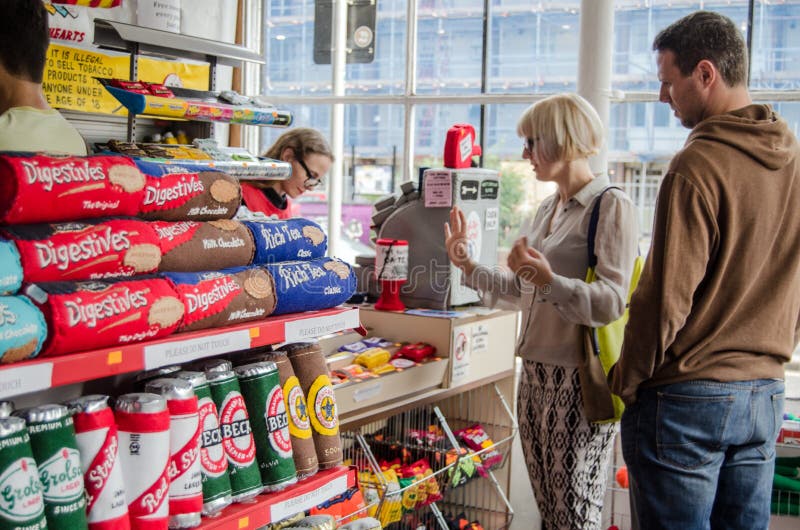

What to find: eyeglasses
left=296, top=158, right=323, bottom=189
left=523, top=137, right=536, bottom=153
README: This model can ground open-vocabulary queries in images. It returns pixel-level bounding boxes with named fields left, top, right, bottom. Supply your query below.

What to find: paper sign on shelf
left=270, top=474, right=348, bottom=522
left=43, top=43, right=130, bottom=114
left=144, top=329, right=251, bottom=370
left=424, top=170, right=453, bottom=208
left=284, top=309, right=360, bottom=343
left=472, top=323, right=489, bottom=355
left=0, top=363, right=54, bottom=400
left=450, top=325, right=472, bottom=386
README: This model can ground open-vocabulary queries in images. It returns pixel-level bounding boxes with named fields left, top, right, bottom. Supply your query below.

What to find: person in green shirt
left=0, top=0, right=87, bottom=155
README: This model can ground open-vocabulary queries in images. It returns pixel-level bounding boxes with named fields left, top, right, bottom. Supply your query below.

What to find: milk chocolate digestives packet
left=163, top=266, right=277, bottom=332
left=136, top=160, right=241, bottom=221
left=26, top=277, right=183, bottom=356
left=5, top=219, right=161, bottom=283
left=0, top=153, right=145, bottom=224
left=154, top=220, right=255, bottom=273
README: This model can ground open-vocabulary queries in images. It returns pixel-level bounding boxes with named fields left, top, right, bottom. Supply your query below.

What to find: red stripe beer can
left=66, top=395, right=130, bottom=530
left=115, top=393, right=171, bottom=530
left=144, top=378, right=203, bottom=529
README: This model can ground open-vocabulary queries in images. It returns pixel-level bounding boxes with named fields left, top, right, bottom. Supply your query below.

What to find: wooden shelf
left=0, top=306, right=360, bottom=399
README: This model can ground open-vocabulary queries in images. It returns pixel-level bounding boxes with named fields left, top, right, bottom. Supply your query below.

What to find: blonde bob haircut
left=516, top=93, right=603, bottom=163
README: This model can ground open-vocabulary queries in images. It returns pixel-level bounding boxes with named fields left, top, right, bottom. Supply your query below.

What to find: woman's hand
left=444, top=206, right=475, bottom=275
left=507, top=236, right=553, bottom=288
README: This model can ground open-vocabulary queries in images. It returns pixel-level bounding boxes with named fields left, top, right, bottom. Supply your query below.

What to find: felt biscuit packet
left=26, top=277, right=183, bottom=356
left=0, top=153, right=144, bottom=223
left=5, top=218, right=161, bottom=283
left=135, top=160, right=241, bottom=221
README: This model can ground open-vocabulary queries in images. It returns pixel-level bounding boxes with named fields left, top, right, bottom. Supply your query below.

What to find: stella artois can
left=66, top=394, right=130, bottom=530
left=0, top=402, right=14, bottom=418
left=115, top=393, right=171, bottom=530
left=0, top=417, right=46, bottom=530
left=234, top=362, right=297, bottom=492
left=205, top=370, right=263, bottom=502
left=174, top=371, right=231, bottom=516
left=14, top=405, right=87, bottom=530
left=144, top=378, right=203, bottom=529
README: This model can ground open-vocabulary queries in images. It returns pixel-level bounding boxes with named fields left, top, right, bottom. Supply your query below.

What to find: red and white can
left=66, top=394, right=130, bottom=530
left=144, top=378, right=203, bottom=529
left=115, top=393, right=171, bottom=530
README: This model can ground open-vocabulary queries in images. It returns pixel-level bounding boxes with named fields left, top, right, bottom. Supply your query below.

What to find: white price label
left=270, top=474, right=348, bottom=521
left=353, top=383, right=383, bottom=403
left=144, top=329, right=251, bottom=369
left=284, top=309, right=360, bottom=342
left=0, top=363, right=53, bottom=399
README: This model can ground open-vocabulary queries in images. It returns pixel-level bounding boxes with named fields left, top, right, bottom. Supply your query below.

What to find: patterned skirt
left=517, top=360, right=617, bottom=530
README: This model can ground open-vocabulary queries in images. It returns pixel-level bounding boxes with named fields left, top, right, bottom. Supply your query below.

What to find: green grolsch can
left=175, top=371, right=233, bottom=517
left=234, top=362, right=297, bottom=492
left=0, top=417, right=47, bottom=530
left=14, top=405, right=87, bottom=530
left=205, top=369, right=263, bottom=503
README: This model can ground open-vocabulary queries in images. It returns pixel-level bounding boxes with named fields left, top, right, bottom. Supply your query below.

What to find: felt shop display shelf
left=0, top=306, right=360, bottom=400
left=99, top=79, right=294, bottom=127
left=196, top=466, right=357, bottom=530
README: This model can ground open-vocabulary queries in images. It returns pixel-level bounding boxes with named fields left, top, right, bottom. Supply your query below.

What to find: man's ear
left=695, top=59, right=716, bottom=87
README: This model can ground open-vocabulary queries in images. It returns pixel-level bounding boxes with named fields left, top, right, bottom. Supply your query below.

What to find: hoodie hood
left=688, top=104, right=797, bottom=171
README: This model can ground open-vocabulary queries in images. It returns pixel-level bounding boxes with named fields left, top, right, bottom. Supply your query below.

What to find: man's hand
left=507, top=236, right=553, bottom=288
left=444, top=206, right=476, bottom=275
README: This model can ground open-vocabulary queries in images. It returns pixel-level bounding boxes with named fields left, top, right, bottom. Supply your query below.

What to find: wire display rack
left=339, top=383, right=518, bottom=529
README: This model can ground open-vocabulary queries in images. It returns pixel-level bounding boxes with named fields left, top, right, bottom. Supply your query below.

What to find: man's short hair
left=653, top=10, right=748, bottom=87
left=516, top=93, right=603, bottom=163
left=0, top=0, right=49, bottom=83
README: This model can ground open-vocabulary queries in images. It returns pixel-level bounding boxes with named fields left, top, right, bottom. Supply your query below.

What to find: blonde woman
left=240, top=128, right=334, bottom=218
left=445, top=94, right=639, bottom=529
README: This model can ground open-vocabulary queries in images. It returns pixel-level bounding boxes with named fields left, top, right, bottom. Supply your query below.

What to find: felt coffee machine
left=285, top=342, right=342, bottom=470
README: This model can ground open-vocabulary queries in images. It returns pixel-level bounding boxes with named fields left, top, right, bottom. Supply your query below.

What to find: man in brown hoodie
left=609, top=11, right=800, bottom=530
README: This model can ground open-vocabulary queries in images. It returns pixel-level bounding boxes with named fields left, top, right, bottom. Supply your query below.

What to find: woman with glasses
left=444, top=93, right=639, bottom=529
left=240, top=127, right=333, bottom=219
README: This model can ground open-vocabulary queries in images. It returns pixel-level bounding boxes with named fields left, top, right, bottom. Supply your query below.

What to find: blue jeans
left=620, top=379, right=784, bottom=530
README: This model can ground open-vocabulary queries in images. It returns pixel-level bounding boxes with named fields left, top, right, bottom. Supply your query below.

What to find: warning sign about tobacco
left=43, top=43, right=130, bottom=115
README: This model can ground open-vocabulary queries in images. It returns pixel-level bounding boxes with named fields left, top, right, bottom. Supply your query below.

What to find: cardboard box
left=359, top=307, right=519, bottom=388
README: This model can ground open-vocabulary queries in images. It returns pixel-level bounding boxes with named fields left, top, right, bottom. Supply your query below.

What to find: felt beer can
left=285, top=342, right=342, bottom=470
left=134, top=365, right=182, bottom=389
left=144, top=379, right=203, bottom=529
left=0, top=402, right=13, bottom=418
left=234, top=362, right=297, bottom=492
left=66, top=395, right=130, bottom=530
left=205, top=370, right=263, bottom=502
left=258, top=351, right=318, bottom=480
left=174, top=371, right=232, bottom=516
left=0, top=417, right=47, bottom=530
left=115, top=393, right=171, bottom=530
left=14, top=405, right=88, bottom=530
